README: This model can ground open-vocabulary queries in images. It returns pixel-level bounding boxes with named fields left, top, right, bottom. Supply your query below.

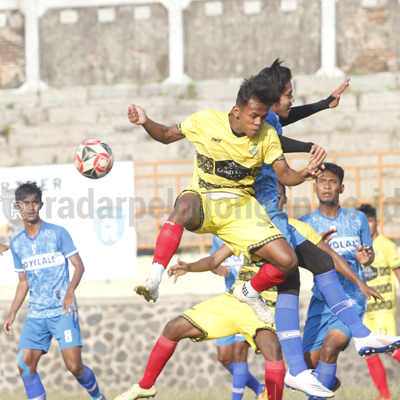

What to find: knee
left=265, top=339, right=283, bottom=362
left=172, top=199, right=198, bottom=226
left=217, top=353, right=232, bottom=367
left=66, top=360, right=84, bottom=377
left=18, top=350, right=32, bottom=376
left=277, top=252, right=298, bottom=275
left=320, top=343, right=341, bottom=364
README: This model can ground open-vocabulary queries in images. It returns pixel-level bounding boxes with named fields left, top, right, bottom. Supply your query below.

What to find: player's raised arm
left=3, top=272, right=29, bottom=336
left=0, top=243, right=10, bottom=255
left=128, top=104, right=185, bottom=144
left=62, top=254, right=84, bottom=316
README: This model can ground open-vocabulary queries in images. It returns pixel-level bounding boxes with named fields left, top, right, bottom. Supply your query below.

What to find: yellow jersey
left=364, top=234, right=400, bottom=317
left=177, top=110, right=284, bottom=197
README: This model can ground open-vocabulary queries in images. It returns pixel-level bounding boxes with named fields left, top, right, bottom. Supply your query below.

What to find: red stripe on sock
left=365, top=355, right=391, bottom=399
left=139, top=335, right=178, bottom=389
left=153, top=221, right=184, bottom=269
left=264, top=360, right=285, bottom=400
left=250, top=263, right=288, bottom=292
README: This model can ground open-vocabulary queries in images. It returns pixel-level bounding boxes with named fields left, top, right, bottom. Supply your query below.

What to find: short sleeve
left=359, top=213, right=373, bottom=249
left=384, top=240, right=400, bottom=270
left=176, top=112, right=200, bottom=142
left=263, top=127, right=284, bottom=165
left=10, top=243, right=24, bottom=273
left=57, top=227, right=78, bottom=259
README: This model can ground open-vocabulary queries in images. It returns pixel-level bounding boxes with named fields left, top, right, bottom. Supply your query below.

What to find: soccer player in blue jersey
left=211, top=236, right=264, bottom=400
left=2, top=182, right=105, bottom=400
left=298, top=163, right=384, bottom=398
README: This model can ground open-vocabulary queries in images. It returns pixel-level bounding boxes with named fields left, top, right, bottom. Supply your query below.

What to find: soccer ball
left=74, top=139, right=114, bottom=179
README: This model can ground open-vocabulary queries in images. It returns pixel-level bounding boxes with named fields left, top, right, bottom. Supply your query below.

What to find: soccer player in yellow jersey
left=358, top=204, right=400, bottom=400
left=128, top=70, right=324, bottom=323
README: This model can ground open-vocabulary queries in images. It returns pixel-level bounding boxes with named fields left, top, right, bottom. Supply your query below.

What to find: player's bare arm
left=0, top=243, right=10, bottom=255
left=272, top=158, right=323, bottom=186
left=211, top=264, right=230, bottom=277
left=168, top=245, right=233, bottom=283
left=128, top=104, right=185, bottom=144
left=329, top=77, right=350, bottom=108
left=356, top=244, right=375, bottom=266
left=318, top=240, right=383, bottom=302
left=63, top=254, right=84, bottom=316
left=3, top=272, right=29, bottom=336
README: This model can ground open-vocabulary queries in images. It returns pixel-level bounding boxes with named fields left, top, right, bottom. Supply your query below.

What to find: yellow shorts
left=363, top=314, right=397, bottom=336
left=181, top=293, right=276, bottom=353
left=179, top=187, right=284, bottom=261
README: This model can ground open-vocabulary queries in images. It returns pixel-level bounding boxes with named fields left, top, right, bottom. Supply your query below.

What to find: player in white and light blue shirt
left=211, top=236, right=264, bottom=400
left=299, top=163, right=376, bottom=399
left=2, top=182, right=105, bottom=400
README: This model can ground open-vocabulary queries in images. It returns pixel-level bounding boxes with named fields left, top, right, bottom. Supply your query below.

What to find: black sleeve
left=280, top=95, right=335, bottom=127
left=279, top=136, right=313, bottom=154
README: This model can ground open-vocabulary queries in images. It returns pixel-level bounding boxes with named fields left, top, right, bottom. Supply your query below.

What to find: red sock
left=250, top=263, right=289, bottom=292
left=365, top=355, right=391, bottom=399
left=264, top=360, right=285, bottom=400
left=153, top=221, right=184, bottom=268
left=391, top=348, right=400, bottom=363
left=139, top=335, right=178, bottom=389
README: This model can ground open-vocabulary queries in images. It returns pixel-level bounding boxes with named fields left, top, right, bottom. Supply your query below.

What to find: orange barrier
left=134, top=151, right=400, bottom=251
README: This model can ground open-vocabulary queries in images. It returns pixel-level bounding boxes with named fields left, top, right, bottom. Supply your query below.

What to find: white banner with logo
left=0, top=162, right=136, bottom=286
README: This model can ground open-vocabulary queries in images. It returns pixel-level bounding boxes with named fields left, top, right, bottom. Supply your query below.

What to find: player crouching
left=2, top=182, right=105, bottom=400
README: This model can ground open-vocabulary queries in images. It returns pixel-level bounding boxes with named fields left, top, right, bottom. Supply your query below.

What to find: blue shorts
left=18, top=311, right=83, bottom=353
left=302, top=296, right=366, bottom=353
left=216, top=334, right=247, bottom=347
left=262, top=199, right=307, bottom=250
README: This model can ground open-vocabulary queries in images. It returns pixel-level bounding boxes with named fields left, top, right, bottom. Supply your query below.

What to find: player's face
left=367, top=216, right=377, bottom=237
left=232, top=98, right=269, bottom=138
left=314, top=170, right=344, bottom=204
left=15, top=194, right=43, bottom=223
left=270, top=81, right=294, bottom=119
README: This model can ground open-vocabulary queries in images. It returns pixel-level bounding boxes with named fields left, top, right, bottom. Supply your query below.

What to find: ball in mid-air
left=74, top=139, right=114, bottom=179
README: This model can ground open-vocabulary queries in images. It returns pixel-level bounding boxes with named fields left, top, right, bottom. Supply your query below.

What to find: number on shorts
left=64, top=330, right=72, bottom=343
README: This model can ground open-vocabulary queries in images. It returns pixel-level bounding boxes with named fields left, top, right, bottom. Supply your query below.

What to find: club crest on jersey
left=249, top=143, right=258, bottom=155
left=94, top=206, right=125, bottom=246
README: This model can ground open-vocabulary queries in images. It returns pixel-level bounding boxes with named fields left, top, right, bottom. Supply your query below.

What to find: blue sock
left=308, top=361, right=337, bottom=400
left=246, top=372, right=264, bottom=396
left=226, top=362, right=235, bottom=375
left=316, top=270, right=370, bottom=338
left=232, top=362, right=249, bottom=400
left=275, top=294, right=308, bottom=376
left=21, top=372, right=46, bottom=400
left=75, top=365, right=101, bottom=399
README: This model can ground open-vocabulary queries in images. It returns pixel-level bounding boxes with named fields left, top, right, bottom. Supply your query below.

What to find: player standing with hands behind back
left=3, top=182, right=105, bottom=400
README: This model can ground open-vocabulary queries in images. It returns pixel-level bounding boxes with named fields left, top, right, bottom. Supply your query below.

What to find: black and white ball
left=74, top=139, right=114, bottom=179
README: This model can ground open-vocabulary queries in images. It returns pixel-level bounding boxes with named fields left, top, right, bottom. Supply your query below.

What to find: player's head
left=277, top=182, right=287, bottom=211
left=314, top=163, right=344, bottom=205
left=258, top=59, right=294, bottom=118
left=232, top=74, right=280, bottom=138
left=358, top=204, right=378, bottom=236
left=14, top=181, right=43, bottom=223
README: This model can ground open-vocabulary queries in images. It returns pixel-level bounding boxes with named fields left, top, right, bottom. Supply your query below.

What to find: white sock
left=149, top=262, right=165, bottom=283
left=243, top=281, right=260, bottom=298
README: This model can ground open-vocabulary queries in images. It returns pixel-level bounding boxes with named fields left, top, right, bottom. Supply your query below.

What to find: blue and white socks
left=225, top=362, right=263, bottom=399
left=309, top=361, right=337, bottom=400
left=75, top=365, right=103, bottom=400
left=275, top=294, right=308, bottom=376
left=22, top=372, right=46, bottom=400
left=315, top=270, right=371, bottom=338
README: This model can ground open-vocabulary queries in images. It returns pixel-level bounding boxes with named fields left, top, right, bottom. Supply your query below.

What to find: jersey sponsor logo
left=328, top=236, right=361, bottom=253
left=94, top=206, right=125, bottom=246
left=22, top=251, right=65, bottom=271
left=249, top=143, right=258, bottom=155
left=211, top=137, right=221, bottom=143
left=215, top=160, right=253, bottom=182
left=364, top=265, right=378, bottom=281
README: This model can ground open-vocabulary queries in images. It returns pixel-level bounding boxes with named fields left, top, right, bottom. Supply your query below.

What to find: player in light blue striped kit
left=211, top=236, right=265, bottom=400
left=2, top=182, right=105, bottom=400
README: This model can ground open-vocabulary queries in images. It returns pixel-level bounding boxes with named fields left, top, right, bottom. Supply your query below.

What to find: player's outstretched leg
left=134, top=193, right=201, bottom=302
left=115, top=317, right=202, bottom=400
left=18, top=349, right=46, bottom=400
left=62, top=347, right=105, bottom=400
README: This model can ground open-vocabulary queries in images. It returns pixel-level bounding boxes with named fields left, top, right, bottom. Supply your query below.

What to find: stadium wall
left=1, top=294, right=400, bottom=395
left=1, top=0, right=400, bottom=89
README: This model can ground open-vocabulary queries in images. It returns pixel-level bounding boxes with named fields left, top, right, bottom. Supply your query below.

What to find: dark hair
left=358, top=203, right=376, bottom=219
left=15, top=181, right=43, bottom=203
left=321, top=163, right=345, bottom=185
left=257, top=59, right=292, bottom=105
left=236, top=73, right=281, bottom=108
